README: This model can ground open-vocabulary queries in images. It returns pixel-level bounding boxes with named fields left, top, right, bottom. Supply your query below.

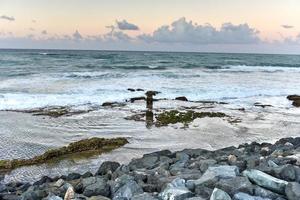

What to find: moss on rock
left=155, top=110, right=228, bottom=126
left=0, top=137, right=128, bottom=170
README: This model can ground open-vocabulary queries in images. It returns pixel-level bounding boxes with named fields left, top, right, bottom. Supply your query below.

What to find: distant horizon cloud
left=0, top=15, right=15, bottom=21
left=1, top=17, right=300, bottom=54
left=282, top=25, right=294, bottom=29
left=116, top=20, right=139, bottom=31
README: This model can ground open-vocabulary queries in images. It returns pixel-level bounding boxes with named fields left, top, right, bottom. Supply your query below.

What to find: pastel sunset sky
left=1, top=0, right=300, bottom=54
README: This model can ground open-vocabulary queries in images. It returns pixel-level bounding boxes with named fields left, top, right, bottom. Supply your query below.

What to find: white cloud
left=282, top=25, right=294, bottom=29
left=41, top=30, right=47, bottom=35
left=116, top=20, right=139, bottom=31
left=139, top=17, right=260, bottom=44
left=0, top=15, right=15, bottom=21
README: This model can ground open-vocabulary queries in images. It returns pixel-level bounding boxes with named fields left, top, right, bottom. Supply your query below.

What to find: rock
left=21, top=190, right=39, bottom=200
left=96, top=161, right=120, bottom=175
left=64, top=186, right=75, bottom=200
left=129, top=96, right=146, bottom=103
left=267, top=160, right=278, bottom=168
left=45, top=194, right=64, bottom=200
left=33, top=176, right=53, bottom=185
left=199, top=159, right=217, bottom=172
left=82, top=177, right=110, bottom=197
left=66, top=173, right=81, bottom=181
left=54, top=179, right=65, bottom=188
left=279, top=164, right=296, bottom=181
left=113, top=180, right=143, bottom=200
left=285, top=182, right=300, bottom=200
left=132, top=193, right=158, bottom=200
left=186, top=197, right=206, bottom=200
left=159, top=178, right=193, bottom=200
left=87, top=196, right=111, bottom=200
left=233, top=192, right=270, bottom=200
left=228, top=155, right=237, bottom=165
left=243, top=169, right=288, bottom=194
left=82, top=172, right=93, bottom=178
left=129, top=155, right=159, bottom=170
left=169, top=153, right=189, bottom=175
left=194, top=186, right=213, bottom=199
left=287, top=95, right=300, bottom=101
left=210, top=188, right=231, bottom=200
left=175, top=96, right=188, bottom=101
left=253, top=186, right=283, bottom=199
left=215, top=176, right=253, bottom=196
left=128, top=88, right=136, bottom=92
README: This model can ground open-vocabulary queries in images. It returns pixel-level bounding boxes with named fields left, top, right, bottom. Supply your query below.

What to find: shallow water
left=1, top=50, right=300, bottom=183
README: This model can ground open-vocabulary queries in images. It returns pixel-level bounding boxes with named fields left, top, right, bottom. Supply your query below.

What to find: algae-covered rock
left=0, top=137, right=128, bottom=170
left=155, top=110, right=228, bottom=126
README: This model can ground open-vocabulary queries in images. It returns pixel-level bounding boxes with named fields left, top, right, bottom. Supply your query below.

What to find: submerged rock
left=243, top=169, right=288, bottom=194
left=0, top=137, right=128, bottom=170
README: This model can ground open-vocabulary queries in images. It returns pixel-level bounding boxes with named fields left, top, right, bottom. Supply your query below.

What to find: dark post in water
left=145, top=91, right=159, bottom=128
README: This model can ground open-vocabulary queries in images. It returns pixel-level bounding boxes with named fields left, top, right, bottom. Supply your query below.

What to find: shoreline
left=0, top=136, right=300, bottom=200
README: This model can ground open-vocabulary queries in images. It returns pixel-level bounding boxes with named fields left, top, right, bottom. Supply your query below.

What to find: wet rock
left=253, top=186, right=283, bottom=199
left=233, top=192, right=269, bottom=200
left=34, top=176, right=53, bottom=185
left=82, top=177, right=110, bottom=197
left=101, top=102, right=126, bottom=107
left=215, top=176, right=253, bottom=196
left=159, top=178, right=193, bottom=200
left=66, top=173, right=81, bottom=181
left=96, top=161, right=120, bottom=175
left=175, top=96, right=188, bottom=101
left=129, top=155, right=159, bottom=170
left=278, top=164, right=296, bottom=181
left=82, top=172, right=93, bottom=178
left=128, top=88, right=136, bottom=92
left=243, top=169, right=288, bottom=194
left=285, top=182, right=300, bottom=200
left=129, top=96, right=146, bottom=103
left=254, top=103, right=272, bottom=108
left=210, top=188, right=231, bottom=200
left=87, top=195, right=111, bottom=200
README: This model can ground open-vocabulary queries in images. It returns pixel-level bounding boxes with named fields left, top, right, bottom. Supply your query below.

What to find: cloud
left=139, top=17, right=260, bottom=44
left=116, top=20, right=139, bottom=31
left=41, top=30, right=47, bottom=35
left=0, top=15, right=15, bottom=21
left=32, top=19, right=36, bottom=23
left=282, top=25, right=294, bottom=29
left=29, top=27, right=35, bottom=31
left=72, top=30, right=83, bottom=40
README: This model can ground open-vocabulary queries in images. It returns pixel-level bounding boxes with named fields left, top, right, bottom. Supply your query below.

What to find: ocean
left=1, top=49, right=300, bottom=182
left=1, top=49, right=300, bottom=110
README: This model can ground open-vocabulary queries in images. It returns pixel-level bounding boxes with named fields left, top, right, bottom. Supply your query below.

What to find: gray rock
left=243, top=169, right=288, bottom=194
left=21, top=190, right=39, bottom=200
left=66, top=173, right=81, bottom=181
left=285, top=182, right=300, bottom=200
left=194, top=165, right=239, bottom=188
left=129, top=155, right=159, bottom=170
left=131, top=193, right=158, bottom=200
left=194, top=186, right=213, bottom=199
left=199, top=159, right=217, bottom=172
left=215, top=176, right=253, bottom=196
left=87, top=196, right=111, bottom=200
left=210, top=188, right=231, bottom=200
left=82, top=177, right=110, bottom=197
left=169, top=153, right=189, bottom=175
left=254, top=186, right=283, bottom=199
left=96, top=161, right=120, bottom=175
left=44, top=194, right=63, bottom=200
left=233, top=192, right=271, bottom=200
left=279, top=165, right=296, bottom=181
left=159, top=178, right=193, bottom=200
left=113, top=180, right=143, bottom=200
left=186, top=197, right=206, bottom=200
left=1, top=194, right=21, bottom=200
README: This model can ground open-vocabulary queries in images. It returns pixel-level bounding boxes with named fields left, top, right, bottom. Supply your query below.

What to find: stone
left=228, top=155, right=237, bottom=164
left=285, top=182, right=300, bottom=200
left=199, top=159, right=217, bottom=172
left=279, top=164, right=296, bottom=181
left=96, top=161, right=120, bottom=175
left=175, top=96, right=188, bottom=101
left=186, top=197, right=206, bottom=200
left=253, top=186, right=283, bottom=199
left=54, top=179, right=65, bottom=188
left=113, top=180, right=143, bottom=200
left=233, top=192, right=270, bottom=200
left=243, top=169, right=288, bottom=194
left=159, top=178, right=193, bottom=200
left=132, top=193, right=158, bottom=200
left=129, top=155, right=159, bottom=170
left=87, top=196, right=111, bottom=200
left=45, top=194, right=64, bottom=200
left=210, top=188, right=231, bottom=200
left=215, top=176, right=253, bottom=196
left=82, top=177, right=110, bottom=197
left=194, top=186, right=213, bottom=199
left=66, top=173, right=81, bottom=181
left=64, top=186, right=75, bottom=200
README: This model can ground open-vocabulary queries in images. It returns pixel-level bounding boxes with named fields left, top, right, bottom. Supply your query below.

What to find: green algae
left=0, top=137, right=128, bottom=171
left=155, top=110, right=228, bottom=126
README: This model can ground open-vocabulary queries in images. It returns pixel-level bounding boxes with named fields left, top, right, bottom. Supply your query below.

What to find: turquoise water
left=1, top=49, right=300, bottom=110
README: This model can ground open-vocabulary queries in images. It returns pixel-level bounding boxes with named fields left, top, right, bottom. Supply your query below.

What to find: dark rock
left=0, top=194, right=21, bottom=200
left=198, top=159, right=217, bottom=172
left=129, top=97, right=146, bottom=103
left=129, top=155, right=159, bottom=170
left=285, top=182, right=300, bottom=200
left=136, top=89, right=144, bottom=91
left=66, top=172, right=81, bottom=181
left=287, top=95, right=300, bottom=101
left=128, top=88, right=136, bottom=92
left=33, top=176, right=53, bottom=185
left=215, top=176, right=253, bottom=196
left=175, top=96, right=188, bottom=101
left=233, top=192, right=268, bottom=200
left=254, top=103, right=272, bottom=108
left=132, top=193, right=158, bottom=200
left=82, top=177, right=110, bottom=197
left=279, top=164, right=296, bottom=181
left=112, top=176, right=143, bottom=200
left=82, top=171, right=93, bottom=178
left=97, top=161, right=120, bottom=175
left=194, top=186, right=213, bottom=199
left=253, top=186, right=283, bottom=199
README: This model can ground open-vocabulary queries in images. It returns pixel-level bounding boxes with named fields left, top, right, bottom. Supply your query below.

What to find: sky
left=0, top=0, right=300, bottom=54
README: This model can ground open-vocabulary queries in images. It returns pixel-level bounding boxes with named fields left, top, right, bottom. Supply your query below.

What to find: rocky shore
left=1, top=137, right=300, bottom=200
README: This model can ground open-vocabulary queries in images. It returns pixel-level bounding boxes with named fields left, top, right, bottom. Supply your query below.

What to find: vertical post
left=145, top=91, right=158, bottom=128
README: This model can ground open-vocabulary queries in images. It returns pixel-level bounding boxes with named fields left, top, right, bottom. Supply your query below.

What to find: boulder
left=64, top=186, right=75, bottom=200
left=159, top=178, right=193, bottom=200
left=210, top=188, right=231, bottom=200
left=175, top=96, right=188, bottom=101
left=82, top=177, right=110, bottom=197
left=132, top=193, right=158, bottom=200
left=66, top=173, right=81, bottom=181
left=253, top=186, right=283, bottom=199
left=87, top=196, right=111, bottom=200
left=129, top=155, right=159, bottom=170
left=233, top=192, right=270, bottom=200
left=113, top=180, right=143, bottom=200
left=96, top=161, right=120, bottom=175
left=285, top=182, right=300, bottom=200
left=215, top=176, right=253, bottom=196
left=243, top=169, right=288, bottom=194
